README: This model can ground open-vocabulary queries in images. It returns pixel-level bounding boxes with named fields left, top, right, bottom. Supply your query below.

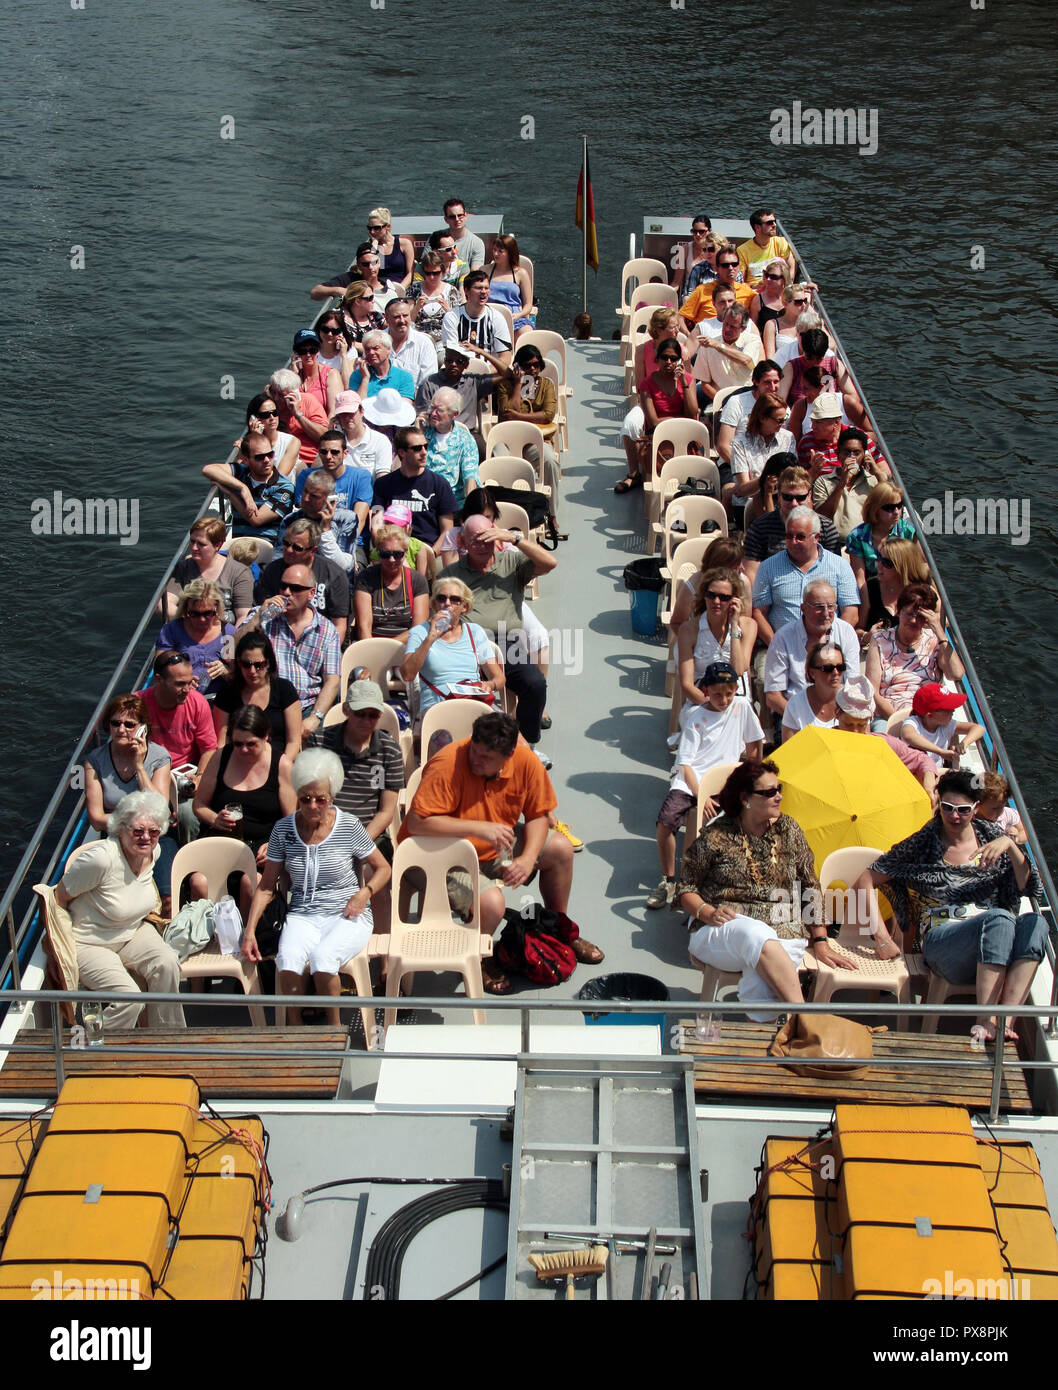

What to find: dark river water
left=2, top=0, right=1056, bottom=888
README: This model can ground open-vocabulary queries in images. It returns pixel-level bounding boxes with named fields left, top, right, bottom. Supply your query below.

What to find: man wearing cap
left=372, top=426, right=457, bottom=547
left=349, top=331, right=416, bottom=402
left=445, top=513, right=556, bottom=759
left=763, top=581, right=860, bottom=721
left=258, top=564, right=342, bottom=740
left=385, top=297, right=437, bottom=391
left=202, top=433, right=295, bottom=547
left=834, top=676, right=938, bottom=798
left=416, top=344, right=507, bottom=459
left=255, top=517, right=351, bottom=645
left=282, top=468, right=366, bottom=573
left=743, top=465, right=842, bottom=584
left=331, top=391, right=393, bottom=480
left=796, top=393, right=886, bottom=476
left=441, top=270, right=513, bottom=366
left=900, top=684, right=984, bottom=770
left=402, top=710, right=599, bottom=993
left=647, top=661, right=764, bottom=911
left=322, top=680, right=405, bottom=861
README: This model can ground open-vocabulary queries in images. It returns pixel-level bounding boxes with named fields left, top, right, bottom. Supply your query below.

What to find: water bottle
left=695, top=1012, right=721, bottom=1044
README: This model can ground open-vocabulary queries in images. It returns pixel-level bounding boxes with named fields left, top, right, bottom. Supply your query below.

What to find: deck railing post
left=520, top=1007, right=531, bottom=1055
left=51, top=1004, right=65, bottom=1094
left=5, top=908, right=23, bottom=1006
left=988, top=1036, right=1005, bottom=1124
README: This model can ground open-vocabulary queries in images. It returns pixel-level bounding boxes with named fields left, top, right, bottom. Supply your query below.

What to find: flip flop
left=482, top=964, right=513, bottom=995
left=614, top=475, right=642, bottom=494
left=571, top=938, right=605, bottom=964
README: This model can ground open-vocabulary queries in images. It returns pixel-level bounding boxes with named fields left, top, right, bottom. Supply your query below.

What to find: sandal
left=482, top=963, right=513, bottom=995
left=571, top=938, right=605, bottom=964
left=614, top=475, right=642, bottom=494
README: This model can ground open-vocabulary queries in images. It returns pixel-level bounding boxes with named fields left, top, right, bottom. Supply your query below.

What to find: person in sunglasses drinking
left=677, top=759, right=844, bottom=1017
left=854, top=769, right=1047, bottom=1046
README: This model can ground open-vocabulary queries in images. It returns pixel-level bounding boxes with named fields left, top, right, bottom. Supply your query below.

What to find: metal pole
left=51, top=1004, right=65, bottom=1094
left=988, top=1040, right=1005, bottom=1125
left=581, top=136, right=588, bottom=315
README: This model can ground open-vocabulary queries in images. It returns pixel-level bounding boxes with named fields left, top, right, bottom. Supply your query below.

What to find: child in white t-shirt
left=900, top=683, right=983, bottom=770
left=646, top=662, right=763, bottom=910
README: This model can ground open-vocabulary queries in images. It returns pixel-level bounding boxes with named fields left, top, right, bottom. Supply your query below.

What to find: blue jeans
left=923, top=909, right=1047, bottom=986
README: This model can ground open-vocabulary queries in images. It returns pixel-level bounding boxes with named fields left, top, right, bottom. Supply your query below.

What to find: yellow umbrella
left=771, top=726, right=932, bottom=874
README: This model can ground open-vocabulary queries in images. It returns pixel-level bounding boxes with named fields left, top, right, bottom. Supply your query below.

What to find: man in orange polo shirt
left=402, top=712, right=600, bottom=992
left=680, top=247, right=756, bottom=327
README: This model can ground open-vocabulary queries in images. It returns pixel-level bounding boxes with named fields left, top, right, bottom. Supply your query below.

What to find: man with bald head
left=763, top=580, right=861, bottom=720
left=259, top=563, right=342, bottom=743
left=446, top=513, right=557, bottom=760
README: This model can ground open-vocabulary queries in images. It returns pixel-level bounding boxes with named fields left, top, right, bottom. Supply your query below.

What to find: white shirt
left=730, top=428, right=797, bottom=481
left=391, top=328, right=438, bottom=389
left=781, top=687, right=839, bottom=734
left=763, top=616, right=861, bottom=697
left=441, top=306, right=512, bottom=355
left=344, top=426, right=393, bottom=480
left=901, top=713, right=957, bottom=768
left=670, top=701, right=764, bottom=795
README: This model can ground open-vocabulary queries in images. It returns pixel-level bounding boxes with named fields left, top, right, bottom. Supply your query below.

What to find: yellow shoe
left=552, top=819, right=583, bottom=851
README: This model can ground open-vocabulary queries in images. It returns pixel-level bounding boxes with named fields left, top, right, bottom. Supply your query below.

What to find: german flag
left=575, top=148, right=599, bottom=273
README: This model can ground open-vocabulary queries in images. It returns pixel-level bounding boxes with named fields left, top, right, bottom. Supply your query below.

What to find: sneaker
left=646, top=879, right=673, bottom=911
left=533, top=748, right=553, bottom=770
left=552, top=819, right=583, bottom=851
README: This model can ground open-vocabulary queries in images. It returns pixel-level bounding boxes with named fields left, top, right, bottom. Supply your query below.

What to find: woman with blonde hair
left=354, top=524, right=431, bottom=643
left=366, top=206, right=415, bottom=291
left=340, top=280, right=386, bottom=347
left=859, top=536, right=933, bottom=634
left=155, top=578, right=234, bottom=697
left=677, top=566, right=758, bottom=712
left=400, top=577, right=505, bottom=715
left=847, top=480, right=918, bottom=587
left=748, top=258, right=792, bottom=339
left=762, top=282, right=812, bottom=360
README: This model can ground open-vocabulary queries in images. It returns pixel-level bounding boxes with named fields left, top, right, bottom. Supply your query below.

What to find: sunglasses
left=880, top=502, right=904, bottom=512
left=284, top=541, right=314, bottom=554
left=781, top=492, right=808, bottom=503
left=239, top=659, right=268, bottom=670
left=718, top=262, right=738, bottom=270
left=279, top=582, right=312, bottom=593
left=186, top=609, right=216, bottom=619
left=405, top=443, right=428, bottom=452
left=424, top=268, right=443, bottom=276
left=762, top=272, right=784, bottom=281
left=319, top=325, right=341, bottom=334
left=435, top=594, right=463, bottom=605
left=658, top=355, right=680, bottom=364
left=129, top=826, right=162, bottom=839
left=751, top=785, right=783, bottom=799
left=378, top=550, right=405, bottom=560
left=254, top=409, right=279, bottom=419
left=792, top=298, right=809, bottom=306
left=939, top=801, right=977, bottom=817
left=877, top=555, right=896, bottom=569
left=811, top=662, right=846, bottom=674
left=110, top=719, right=139, bottom=729
left=367, top=224, right=385, bottom=232
left=705, top=590, right=734, bottom=602
left=247, top=450, right=275, bottom=462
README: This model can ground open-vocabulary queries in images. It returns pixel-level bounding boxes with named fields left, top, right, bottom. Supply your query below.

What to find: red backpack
left=495, top=907, right=578, bottom=987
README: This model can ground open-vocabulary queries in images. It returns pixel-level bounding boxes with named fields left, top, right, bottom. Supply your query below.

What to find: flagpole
left=582, top=135, right=588, bottom=314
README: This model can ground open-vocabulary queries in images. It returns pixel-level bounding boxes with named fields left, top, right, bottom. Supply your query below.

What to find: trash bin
left=623, top=557, right=665, bottom=636
left=576, top=973, right=670, bottom=1039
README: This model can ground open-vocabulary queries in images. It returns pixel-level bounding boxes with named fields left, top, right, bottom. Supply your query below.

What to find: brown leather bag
left=768, top=1013, right=886, bottom=1079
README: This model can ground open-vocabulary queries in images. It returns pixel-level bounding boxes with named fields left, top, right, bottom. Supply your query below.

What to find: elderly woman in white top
left=781, top=641, right=846, bottom=740
left=55, top=792, right=186, bottom=1030
left=242, top=749, right=390, bottom=1027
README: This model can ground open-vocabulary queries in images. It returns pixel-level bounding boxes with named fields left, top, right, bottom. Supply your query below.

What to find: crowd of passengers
left=63, top=198, right=597, bottom=1025
left=59, top=204, right=1043, bottom=1045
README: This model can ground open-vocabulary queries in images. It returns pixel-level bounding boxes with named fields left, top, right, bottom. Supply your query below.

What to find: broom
left=529, top=1245, right=609, bottom=1300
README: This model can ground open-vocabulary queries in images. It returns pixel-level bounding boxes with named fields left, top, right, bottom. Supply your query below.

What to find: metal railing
left=776, top=220, right=1058, bottom=1010
left=2, top=989, right=1056, bottom=1127
left=0, top=486, right=225, bottom=991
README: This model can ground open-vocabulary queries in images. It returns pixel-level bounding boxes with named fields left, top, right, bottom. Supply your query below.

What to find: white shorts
left=521, top=603, right=549, bottom=655
left=689, top=914, right=807, bottom=1021
left=621, top=405, right=645, bottom=441
left=276, top=908, right=373, bottom=976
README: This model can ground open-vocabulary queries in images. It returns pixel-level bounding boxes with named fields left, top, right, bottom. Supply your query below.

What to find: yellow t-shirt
left=737, top=235, right=793, bottom=286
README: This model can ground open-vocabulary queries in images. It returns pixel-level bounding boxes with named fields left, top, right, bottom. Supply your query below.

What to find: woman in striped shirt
left=242, top=749, right=390, bottom=1026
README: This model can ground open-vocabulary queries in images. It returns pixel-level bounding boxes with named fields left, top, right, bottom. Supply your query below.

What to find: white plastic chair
left=373, top=835, right=493, bottom=1028
left=645, top=455, right=723, bottom=551
left=170, top=840, right=265, bottom=1027
left=617, top=257, right=669, bottom=328
left=419, top=699, right=496, bottom=764
left=650, top=419, right=711, bottom=476
left=479, top=455, right=538, bottom=491
left=802, top=846, right=911, bottom=1012
left=885, top=706, right=913, bottom=735
left=339, top=637, right=406, bottom=701
left=656, top=495, right=728, bottom=570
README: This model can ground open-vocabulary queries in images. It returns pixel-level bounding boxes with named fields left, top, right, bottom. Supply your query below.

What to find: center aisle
left=513, top=339, right=701, bottom=1008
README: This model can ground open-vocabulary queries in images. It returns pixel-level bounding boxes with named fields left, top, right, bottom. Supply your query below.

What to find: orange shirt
left=284, top=392, right=329, bottom=465
left=681, top=280, right=756, bottom=324
left=400, top=738, right=556, bottom=862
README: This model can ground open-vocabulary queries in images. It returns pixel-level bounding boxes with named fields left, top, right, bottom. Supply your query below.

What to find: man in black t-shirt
left=254, top=518, right=350, bottom=644
left=371, top=426, right=457, bottom=546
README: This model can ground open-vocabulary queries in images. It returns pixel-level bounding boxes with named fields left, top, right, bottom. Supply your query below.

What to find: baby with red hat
left=900, top=683, right=984, bottom=770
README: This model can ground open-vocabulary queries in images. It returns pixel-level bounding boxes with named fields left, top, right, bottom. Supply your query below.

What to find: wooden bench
left=677, top=1020, right=1033, bottom=1113
left=0, top=1029, right=348, bottom=1101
